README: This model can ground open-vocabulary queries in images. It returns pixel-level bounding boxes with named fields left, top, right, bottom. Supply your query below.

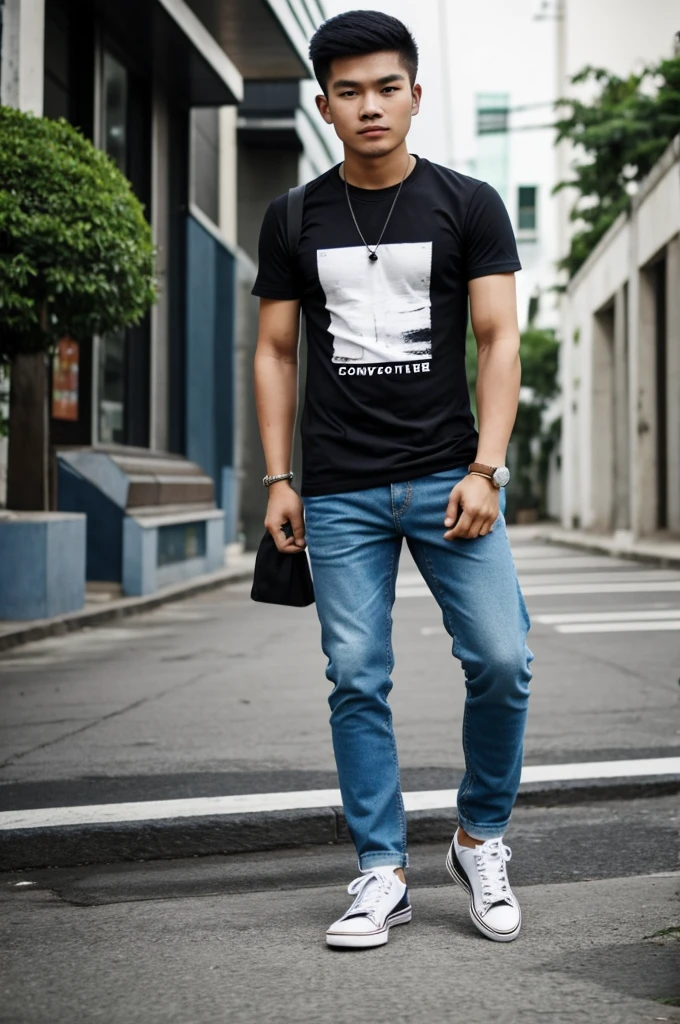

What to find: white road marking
left=556, top=620, right=680, bottom=634
left=518, top=571, right=680, bottom=585
left=535, top=610, right=680, bottom=625
left=398, top=581, right=680, bottom=599
left=512, top=557, right=633, bottom=571
left=397, top=569, right=677, bottom=589
left=2, top=758, right=678, bottom=831
left=523, top=581, right=680, bottom=597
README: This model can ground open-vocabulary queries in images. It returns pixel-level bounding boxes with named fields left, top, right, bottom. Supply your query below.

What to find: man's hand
left=444, top=474, right=499, bottom=541
left=264, top=481, right=306, bottom=553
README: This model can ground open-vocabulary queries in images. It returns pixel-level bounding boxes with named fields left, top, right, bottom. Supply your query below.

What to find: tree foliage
left=0, top=106, right=156, bottom=362
left=555, top=55, right=680, bottom=278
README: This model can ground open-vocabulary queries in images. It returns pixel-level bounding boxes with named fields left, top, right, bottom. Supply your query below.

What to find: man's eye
left=382, top=87, right=398, bottom=94
left=340, top=91, right=356, bottom=98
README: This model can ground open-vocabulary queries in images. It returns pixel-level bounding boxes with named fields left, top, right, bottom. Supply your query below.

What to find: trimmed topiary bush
left=0, top=105, right=156, bottom=360
left=0, top=106, right=156, bottom=510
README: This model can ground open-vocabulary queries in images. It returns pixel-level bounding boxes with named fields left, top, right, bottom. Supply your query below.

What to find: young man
left=253, top=10, right=533, bottom=950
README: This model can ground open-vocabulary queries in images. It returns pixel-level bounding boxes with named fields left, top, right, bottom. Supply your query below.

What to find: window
left=190, top=108, right=220, bottom=225
left=98, top=52, right=129, bottom=443
left=477, top=107, right=509, bottom=135
left=518, top=186, right=537, bottom=232
left=475, top=94, right=510, bottom=203
left=102, top=52, right=128, bottom=173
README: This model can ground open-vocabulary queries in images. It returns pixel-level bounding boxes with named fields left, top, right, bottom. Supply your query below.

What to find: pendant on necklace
left=369, top=252, right=378, bottom=262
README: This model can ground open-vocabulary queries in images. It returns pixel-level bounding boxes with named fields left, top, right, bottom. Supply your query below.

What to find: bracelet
left=263, top=472, right=294, bottom=488
left=468, top=471, right=494, bottom=482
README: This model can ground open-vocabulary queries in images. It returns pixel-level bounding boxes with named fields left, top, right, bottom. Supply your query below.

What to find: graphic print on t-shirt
left=317, top=242, right=432, bottom=365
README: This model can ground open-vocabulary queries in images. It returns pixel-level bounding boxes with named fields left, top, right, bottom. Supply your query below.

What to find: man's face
left=316, top=51, right=421, bottom=159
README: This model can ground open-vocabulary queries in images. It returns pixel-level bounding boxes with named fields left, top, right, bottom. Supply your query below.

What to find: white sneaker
left=326, top=868, right=412, bottom=949
left=446, top=831, right=521, bottom=942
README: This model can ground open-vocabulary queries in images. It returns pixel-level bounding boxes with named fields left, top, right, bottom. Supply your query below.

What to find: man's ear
left=316, top=93, right=333, bottom=124
left=411, top=83, right=422, bottom=117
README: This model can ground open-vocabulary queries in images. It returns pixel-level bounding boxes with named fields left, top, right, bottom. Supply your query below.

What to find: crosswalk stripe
left=398, top=581, right=680, bottom=599
left=512, top=557, right=632, bottom=571
left=522, top=581, right=680, bottom=597
left=518, top=571, right=680, bottom=585
left=556, top=620, right=680, bottom=634
left=1, top=758, right=678, bottom=829
left=535, top=610, right=680, bottom=624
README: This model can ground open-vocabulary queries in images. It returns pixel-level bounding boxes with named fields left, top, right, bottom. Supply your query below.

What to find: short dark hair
left=309, top=10, right=419, bottom=95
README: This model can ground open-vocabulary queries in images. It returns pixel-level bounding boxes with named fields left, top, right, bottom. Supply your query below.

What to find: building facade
left=560, top=137, right=680, bottom=540
left=0, top=0, right=331, bottom=546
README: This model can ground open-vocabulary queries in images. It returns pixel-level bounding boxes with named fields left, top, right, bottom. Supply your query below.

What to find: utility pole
left=438, top=0, right=454, bottom=169
left=0, top=0, right=45, bottom=113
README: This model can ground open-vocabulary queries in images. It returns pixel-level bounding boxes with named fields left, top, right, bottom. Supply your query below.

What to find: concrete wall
left=561, top=137, right=680, bottom=539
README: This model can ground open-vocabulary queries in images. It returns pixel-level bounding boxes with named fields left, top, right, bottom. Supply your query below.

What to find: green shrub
left=0, top=106, right=156, bottom=360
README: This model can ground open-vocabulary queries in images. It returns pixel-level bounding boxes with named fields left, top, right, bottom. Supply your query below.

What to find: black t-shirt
left=252, top=156, right=521, bottom=497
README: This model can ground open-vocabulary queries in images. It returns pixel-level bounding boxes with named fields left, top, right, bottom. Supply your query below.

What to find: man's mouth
left=359, top=126, right=388, bottom=135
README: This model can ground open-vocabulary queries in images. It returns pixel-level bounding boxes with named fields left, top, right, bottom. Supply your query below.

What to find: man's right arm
left=254, top=297, right=306, bottom=554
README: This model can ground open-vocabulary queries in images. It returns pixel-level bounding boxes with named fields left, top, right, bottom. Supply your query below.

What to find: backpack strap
left=286, top=183, right=306, bottom=258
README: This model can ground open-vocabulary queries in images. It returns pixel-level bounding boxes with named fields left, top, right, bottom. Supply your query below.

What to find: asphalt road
left=1, top=536, right=679, bottom=809
left=2, top=537, right=680, bottom=1021
left=2, top=796, right=679, bottom=1024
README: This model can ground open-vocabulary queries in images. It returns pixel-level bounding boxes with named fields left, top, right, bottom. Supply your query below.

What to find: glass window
left=518, top=186, right=537, bottom=232
left=476, top=93, right=510, bottom=203
left=102, top=52, right=128, bottom=172
left=98, top=328, right=126, bottom=444
left=99, top=53, right=128, bottom=443
left=190, top=108, right=220, bottom=224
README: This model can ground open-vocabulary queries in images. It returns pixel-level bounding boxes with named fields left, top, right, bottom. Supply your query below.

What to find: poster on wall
left=52, top=338, right=79, bottom=421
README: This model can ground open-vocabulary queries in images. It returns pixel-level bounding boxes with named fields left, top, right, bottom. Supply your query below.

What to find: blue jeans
left=303, top=467, right=533, bottom=870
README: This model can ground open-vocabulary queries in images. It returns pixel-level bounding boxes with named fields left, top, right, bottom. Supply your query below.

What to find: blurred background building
left=553, top=0, right=680, bottom=541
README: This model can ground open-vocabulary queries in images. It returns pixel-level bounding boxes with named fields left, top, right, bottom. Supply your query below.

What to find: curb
left=0, top=567, right=254, bottom=654
left=2, top=775, right=679, bottom=872
left=537, top=529, right=680, bottom=571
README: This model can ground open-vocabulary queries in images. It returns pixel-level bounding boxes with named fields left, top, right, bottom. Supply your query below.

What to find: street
left=1, top=534, right=680, bottom=1022
left=1, top=534, right=679, bottom=792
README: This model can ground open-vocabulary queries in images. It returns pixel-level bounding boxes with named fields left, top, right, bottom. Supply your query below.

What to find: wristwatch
left=468, top=463, right=511, bottom=489
left=263, top=472, right=294, bottom=488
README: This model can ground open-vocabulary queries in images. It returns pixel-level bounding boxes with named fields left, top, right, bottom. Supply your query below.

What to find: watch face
left=493, top=467, right=511, bottom=488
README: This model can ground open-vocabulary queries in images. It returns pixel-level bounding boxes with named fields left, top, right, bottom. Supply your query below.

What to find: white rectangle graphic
left=317, top=242, right=432, bottom=365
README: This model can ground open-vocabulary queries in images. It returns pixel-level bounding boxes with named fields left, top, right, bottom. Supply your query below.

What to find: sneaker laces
left=473, top=838, right=515, bottom=915
left=343, top=870, right=395, bottom=923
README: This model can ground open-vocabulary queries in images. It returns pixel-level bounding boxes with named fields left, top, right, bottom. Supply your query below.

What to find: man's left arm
left=444, top=272, right=520, bottom=540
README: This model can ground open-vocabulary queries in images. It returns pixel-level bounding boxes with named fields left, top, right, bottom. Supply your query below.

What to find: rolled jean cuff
left=359, top=852, right=409, bottom=871
left=456, top=812, right=510, bottom=842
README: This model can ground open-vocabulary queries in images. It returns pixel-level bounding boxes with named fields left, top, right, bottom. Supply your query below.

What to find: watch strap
left=468, top=462, right=496, bottom=479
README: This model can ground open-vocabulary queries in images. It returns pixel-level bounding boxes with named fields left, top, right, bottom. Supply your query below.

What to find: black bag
left=251, top=528, right=315, bottom=607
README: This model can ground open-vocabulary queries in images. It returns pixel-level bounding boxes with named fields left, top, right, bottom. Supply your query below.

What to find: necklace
left=343, top=154, right=412, bottom=262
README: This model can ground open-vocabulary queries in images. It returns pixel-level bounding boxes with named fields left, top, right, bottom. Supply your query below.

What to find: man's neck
left=340, top=144, right=413, bottom=190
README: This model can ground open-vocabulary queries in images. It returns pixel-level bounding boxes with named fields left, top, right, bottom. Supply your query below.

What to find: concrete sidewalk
left=536, top=524, right=680, bottom=569
left=3, top=821, right=680, bottom=1024
left=0, top=549, right=256, bottom=653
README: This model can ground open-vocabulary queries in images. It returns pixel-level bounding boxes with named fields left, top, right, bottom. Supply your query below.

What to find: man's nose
left=359, top=94, right=383, bottom=119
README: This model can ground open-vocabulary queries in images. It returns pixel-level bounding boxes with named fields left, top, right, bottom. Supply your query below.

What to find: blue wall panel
left=185, top=216, right=236, bottom=538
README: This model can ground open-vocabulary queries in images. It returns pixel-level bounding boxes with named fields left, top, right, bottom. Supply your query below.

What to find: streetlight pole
left=438, top=0, right=454, bottom=169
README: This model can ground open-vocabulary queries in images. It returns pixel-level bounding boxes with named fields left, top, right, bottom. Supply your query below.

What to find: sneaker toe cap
left=484, top=903, right=520, bottom=934
left=327, top=915, right=377, bottom=936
